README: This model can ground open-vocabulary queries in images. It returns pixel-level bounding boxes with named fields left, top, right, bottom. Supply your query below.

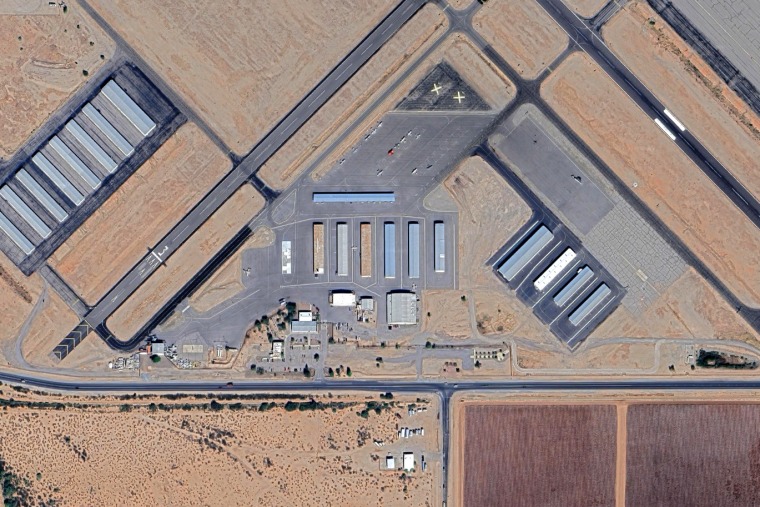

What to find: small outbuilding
left=402, top=452, right=414, bottom=471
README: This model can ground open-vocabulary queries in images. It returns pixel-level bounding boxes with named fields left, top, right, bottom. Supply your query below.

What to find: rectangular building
left=402, top=452, right=415, bottom=472
left=101, top=80, right=156, bottom=136
left=434, top=221, right=445, bottom=273
left=498, top=225, right=553, bottom=281
left=360, top=222, right=372, bottom=277
left=64, top=120, right=118, bottom=174
left=387, top=292, right=417, bottom=325
left=0, top=186, right=51, bottom=239
left=16, top=169, right=67, bottom=223
left=82, top=103, right=134, bottom=157
left=569, top=283, right=611, bottom=326
left=554, top=266, right=594, bottom=307
left=48, top=136, right=101, bottom=189
left=534, top=248, right=576, bottom=291
left=281, top=240, right=292, bottom=274
left=0, top=211, right=34, bottom=254
left=31, top=153, right=85, bottom=206
left=408, top=221, right=420, bottom=279
left=313, top=222, right=324, bottom=275
left=384, top=222, right=396, bottom=279
left=312, top=192, right=395, bottom=203
left=330, top=291, right=356, bottom=307
left=291, top=320, right=318, bottom=334
left=336, top=222, right=348, bottom=276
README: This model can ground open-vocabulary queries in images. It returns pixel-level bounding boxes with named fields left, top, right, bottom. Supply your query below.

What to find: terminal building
left=386, top=292, right=417, bottom=325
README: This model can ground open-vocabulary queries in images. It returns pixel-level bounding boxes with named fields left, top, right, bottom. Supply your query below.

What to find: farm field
left=456, top=403, right=617, bottom=507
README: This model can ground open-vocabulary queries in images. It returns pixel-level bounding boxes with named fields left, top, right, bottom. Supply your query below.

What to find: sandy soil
left=310, top=34, right=516, bottom=182
left=0, top=392, right=439, bottom=506
left=421, top=290, right=472, bottom=338
left=108, top=184, right=264, bottom=340
left=19, top=289, right=80, bottom=368
left=444, top=156, right=531, bottom=289
left=515, top=340, right=657, bottom=373
left=562, top=0, right=608, bottom=17
left=592, top=268, right=758, bottom=347
left=0, top=2, right=114, bottom=158
left=604, top=2, right=760, bottom=203
left=259, top=4, right=448, bottom=190
left=50, top=124, right=231, bottom=305
left=542, top=52, right=760, bottom=308
left=473, top=0, right=568, bottom=79
left=448, top=0, right=474, bottom=9
left=327, top=344, right=418, bottom=379
left=0, top=254, right=43, bottom=342
left=189, top=226, right=274, bottom=313
left=87, top=0, right=396, bottom=156
left=473, top=289, right=518, bottom=336
left=461, top=403, right=616, bottom=507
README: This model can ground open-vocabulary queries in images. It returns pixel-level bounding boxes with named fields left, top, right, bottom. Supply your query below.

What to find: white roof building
left=386, top=456, right=395, bottom=469
left=387, top=292, right=417, bottom=325
left=402, top=452, right=414, bottom=471
left=330, top=291, right=356, bottom=307
left=298, top=311, right=313, bottom=321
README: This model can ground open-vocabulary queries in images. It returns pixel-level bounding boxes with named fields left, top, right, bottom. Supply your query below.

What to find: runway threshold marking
left=663, top=109, right=686, bottom=132
left=654, top=118, right=676, bottom=141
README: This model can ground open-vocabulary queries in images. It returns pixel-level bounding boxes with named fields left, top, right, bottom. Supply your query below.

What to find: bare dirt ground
left=562, top=0, right=608, bottom=17
left=0, top=254, right=43, bottom=342
left=189, top=225, right=274, bottom=313
left=444, top=156, right=531, bottom=289
left=473, top=289, right=518, bottom=336
left=108, top=184, right=264, bottom=340
left=19, top=289, right=80, bottom=368
left=448, top=0, right=474, bottom=9
left=605, top=2, right=760, bottom=203
left=592, top=268, right=758, bottom=347
left=0, top=1, right=114, bottom=158
left=0, top=392, right=439, bottom=506
left=50, top=124, right=231, bottom=305
left=87, top=0, right=396, bottom=156
left=310, top=34, right=516, bottom=182
left=515, top=339, right=657, bottom=373
left=542, top=52, right=760, bottom=308
left=627, top=404, right=760, bottom=506
left=421, top=290, right=471, bottom=338
left=459, top=403, right=616, bottom=507
left=327, top=343, right=418, bottom=379
left=473, top=0, right=568, bottom=79
left=259, top=4, right=448, bottom=190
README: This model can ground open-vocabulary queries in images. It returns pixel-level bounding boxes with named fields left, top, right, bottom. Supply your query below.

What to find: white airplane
left=454, top=91, right=465, bottom=103
left=431, top=83, right=442, bottom=95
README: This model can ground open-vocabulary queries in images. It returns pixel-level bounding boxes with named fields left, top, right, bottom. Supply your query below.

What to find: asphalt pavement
left=81, top=0, right=426, bottom=348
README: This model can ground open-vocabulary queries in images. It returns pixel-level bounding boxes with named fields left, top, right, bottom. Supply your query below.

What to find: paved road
left=538, top=0, right=760, bottom=228
left=81, top=0, right=425, bottom=348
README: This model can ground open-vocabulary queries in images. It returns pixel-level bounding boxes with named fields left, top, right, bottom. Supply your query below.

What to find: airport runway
left=537, top=0, right=760, bottom=228
left=81, top=0, right=426, bottom=348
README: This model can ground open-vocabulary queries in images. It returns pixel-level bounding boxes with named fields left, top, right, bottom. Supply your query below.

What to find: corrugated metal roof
left=313, top=192, right=395, bottom=203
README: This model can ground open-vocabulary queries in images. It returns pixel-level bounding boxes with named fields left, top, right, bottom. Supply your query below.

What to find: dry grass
left=473, top=0, right=568, bottom=79
left=542, top=51, right=760, bottom=308
left=561, top=0, right=608, bottom=17
left=604, top=2, right=760, bottom=203
left=0, top=254, right=43, bottom=341
left=444, top=156, right=531, bottom=289
left=462, top=404, right=616, bottom=507
left=50, top=123, right=231, bottom=305
left=189, top=226, right=275, bottom=313
left=259, top=4, right=448, bottom=190
left=421, top=290, right=472, bottom=338
left=108, top=183, right=264, bottom=340
left=20, top=289, right=80, bottom=368
left=0, top=1, right=114, bottom=158
left=0, top=393, right=439, bottom=506
left=87, top=0, right=397, bottom=155
left=627, top=404, right=760, bottom=506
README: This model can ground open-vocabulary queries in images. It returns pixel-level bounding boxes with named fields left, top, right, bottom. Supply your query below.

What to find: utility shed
left=386, top=292, right=417, bottom=325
